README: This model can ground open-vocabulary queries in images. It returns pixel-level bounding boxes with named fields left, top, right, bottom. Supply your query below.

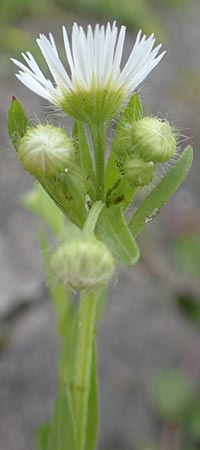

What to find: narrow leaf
left=47, top=388, right=77, bottom=450
left=96, top=205, right=140, bottom=266
left=39, top=171, right=87, bottom=227
left=84, top=341, right=99, bottom=450
left=72, top=121, right=95, bottom=183
left=64, top=171, right=87, bottom=206
left=105, top=149, right=121, bottom=193
left=36, top=424, right=49, bottom=450
left=129, top=146, right=193, bottom=237
left=7, top=96, right=29, bottom=150
left=106, top=176, right=135, bottom=209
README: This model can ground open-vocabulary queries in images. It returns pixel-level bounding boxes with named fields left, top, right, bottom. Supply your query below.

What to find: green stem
left=82, top=201, right=104, bottom=239
left=90, top=124, right=106, bottom=201
left=73, top=291, right=99, bottom=450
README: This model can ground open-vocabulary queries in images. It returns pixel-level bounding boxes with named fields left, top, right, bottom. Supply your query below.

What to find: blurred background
left=1, top=0, right=200, bottom=449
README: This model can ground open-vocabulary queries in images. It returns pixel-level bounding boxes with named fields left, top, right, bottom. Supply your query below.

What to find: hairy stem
left=73, top=291, right=99, bottom=450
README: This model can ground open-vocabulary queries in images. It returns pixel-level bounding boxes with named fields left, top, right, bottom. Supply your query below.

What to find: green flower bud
left=51, top=237, right=115, bottom=293
left=18, top=124, right=74, bottom=176
left=131, top=117, right=176, bottom=163
left=124, top=157, right=155, bottom=187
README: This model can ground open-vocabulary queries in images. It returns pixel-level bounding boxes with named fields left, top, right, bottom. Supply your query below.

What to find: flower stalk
left=90, top=124, right=106, bottom=201
left=7, top=18, right=193, bottom=450
left=72, top=291, right=99, bottom=450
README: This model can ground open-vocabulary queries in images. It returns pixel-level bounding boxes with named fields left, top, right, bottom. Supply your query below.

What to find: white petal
left=37, top=34, right=72, bottom=90
left=124, top=51, right=166, bottom=92
left=16, top=72, right=54, bottom=101
left=120, top=31, right=165, bottom=90
left=71, top=23, right=87, bottom=88
left=103, top=22, right=118, bottom=83
left=63, top=26, right=75, bottom=73
left=113, top=25, right=126, bottom=75
left=11, top=55, right=56, bottom=96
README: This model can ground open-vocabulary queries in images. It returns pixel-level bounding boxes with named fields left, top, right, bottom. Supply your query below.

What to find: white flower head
left=12, top=22, right=166, bottom=124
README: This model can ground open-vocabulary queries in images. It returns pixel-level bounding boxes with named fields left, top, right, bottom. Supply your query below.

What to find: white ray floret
left=11, top=22, right=166, bottom=123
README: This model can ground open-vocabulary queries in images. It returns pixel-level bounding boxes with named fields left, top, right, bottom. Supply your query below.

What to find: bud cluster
left=114, top=116, right=177, bottom=188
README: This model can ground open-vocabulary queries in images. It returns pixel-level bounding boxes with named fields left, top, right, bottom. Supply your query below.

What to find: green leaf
left=47, top=388, right=77, bottom=450
left=35, top=424, right=49, bottom=450
left=84, top=341, right=99, bottom=450
left=72, top=121, right=95, bottom=196
left=116, top=92, right=143, bottom=127
left=105, top=150, right=121, bottom=194
left=7, top=96, right=29, bottom=150
left=39, top=169, right=87, bottom=228
left=129, top=146, right=193, bottom=237
left=106, top=176, right=135, bottom=209
left=62, top=170, right=87, bottom=208
left=96, top=205, right=140, bottom=266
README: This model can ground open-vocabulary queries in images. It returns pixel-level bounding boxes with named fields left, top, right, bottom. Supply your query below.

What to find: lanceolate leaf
left=96, top=205, right=140, bottom=266
left=72, top=121, right=95, bottom=183
left=106, top=176, right=135, bottom=209
left=129, top=146, right=193, bottom=237
left=7, top=97, right=29, bottom=150
left=47, top=388, right=77, bottom=450
left=39, top=170, right=87, bottom=228
left=105, top=151, right=120, bottom=193
left=84, top=341, right=99, bottom=450
left=36, top=424, right=50, bottom=450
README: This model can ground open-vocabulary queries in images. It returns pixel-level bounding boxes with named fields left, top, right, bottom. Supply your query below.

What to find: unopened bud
left=131, top=117, right=176, bottom=163
left=18, top=124, right=74, bottom=176
left=51, top=238, right=115, bottom=293
left=124, top=157, right=155, bottom=187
